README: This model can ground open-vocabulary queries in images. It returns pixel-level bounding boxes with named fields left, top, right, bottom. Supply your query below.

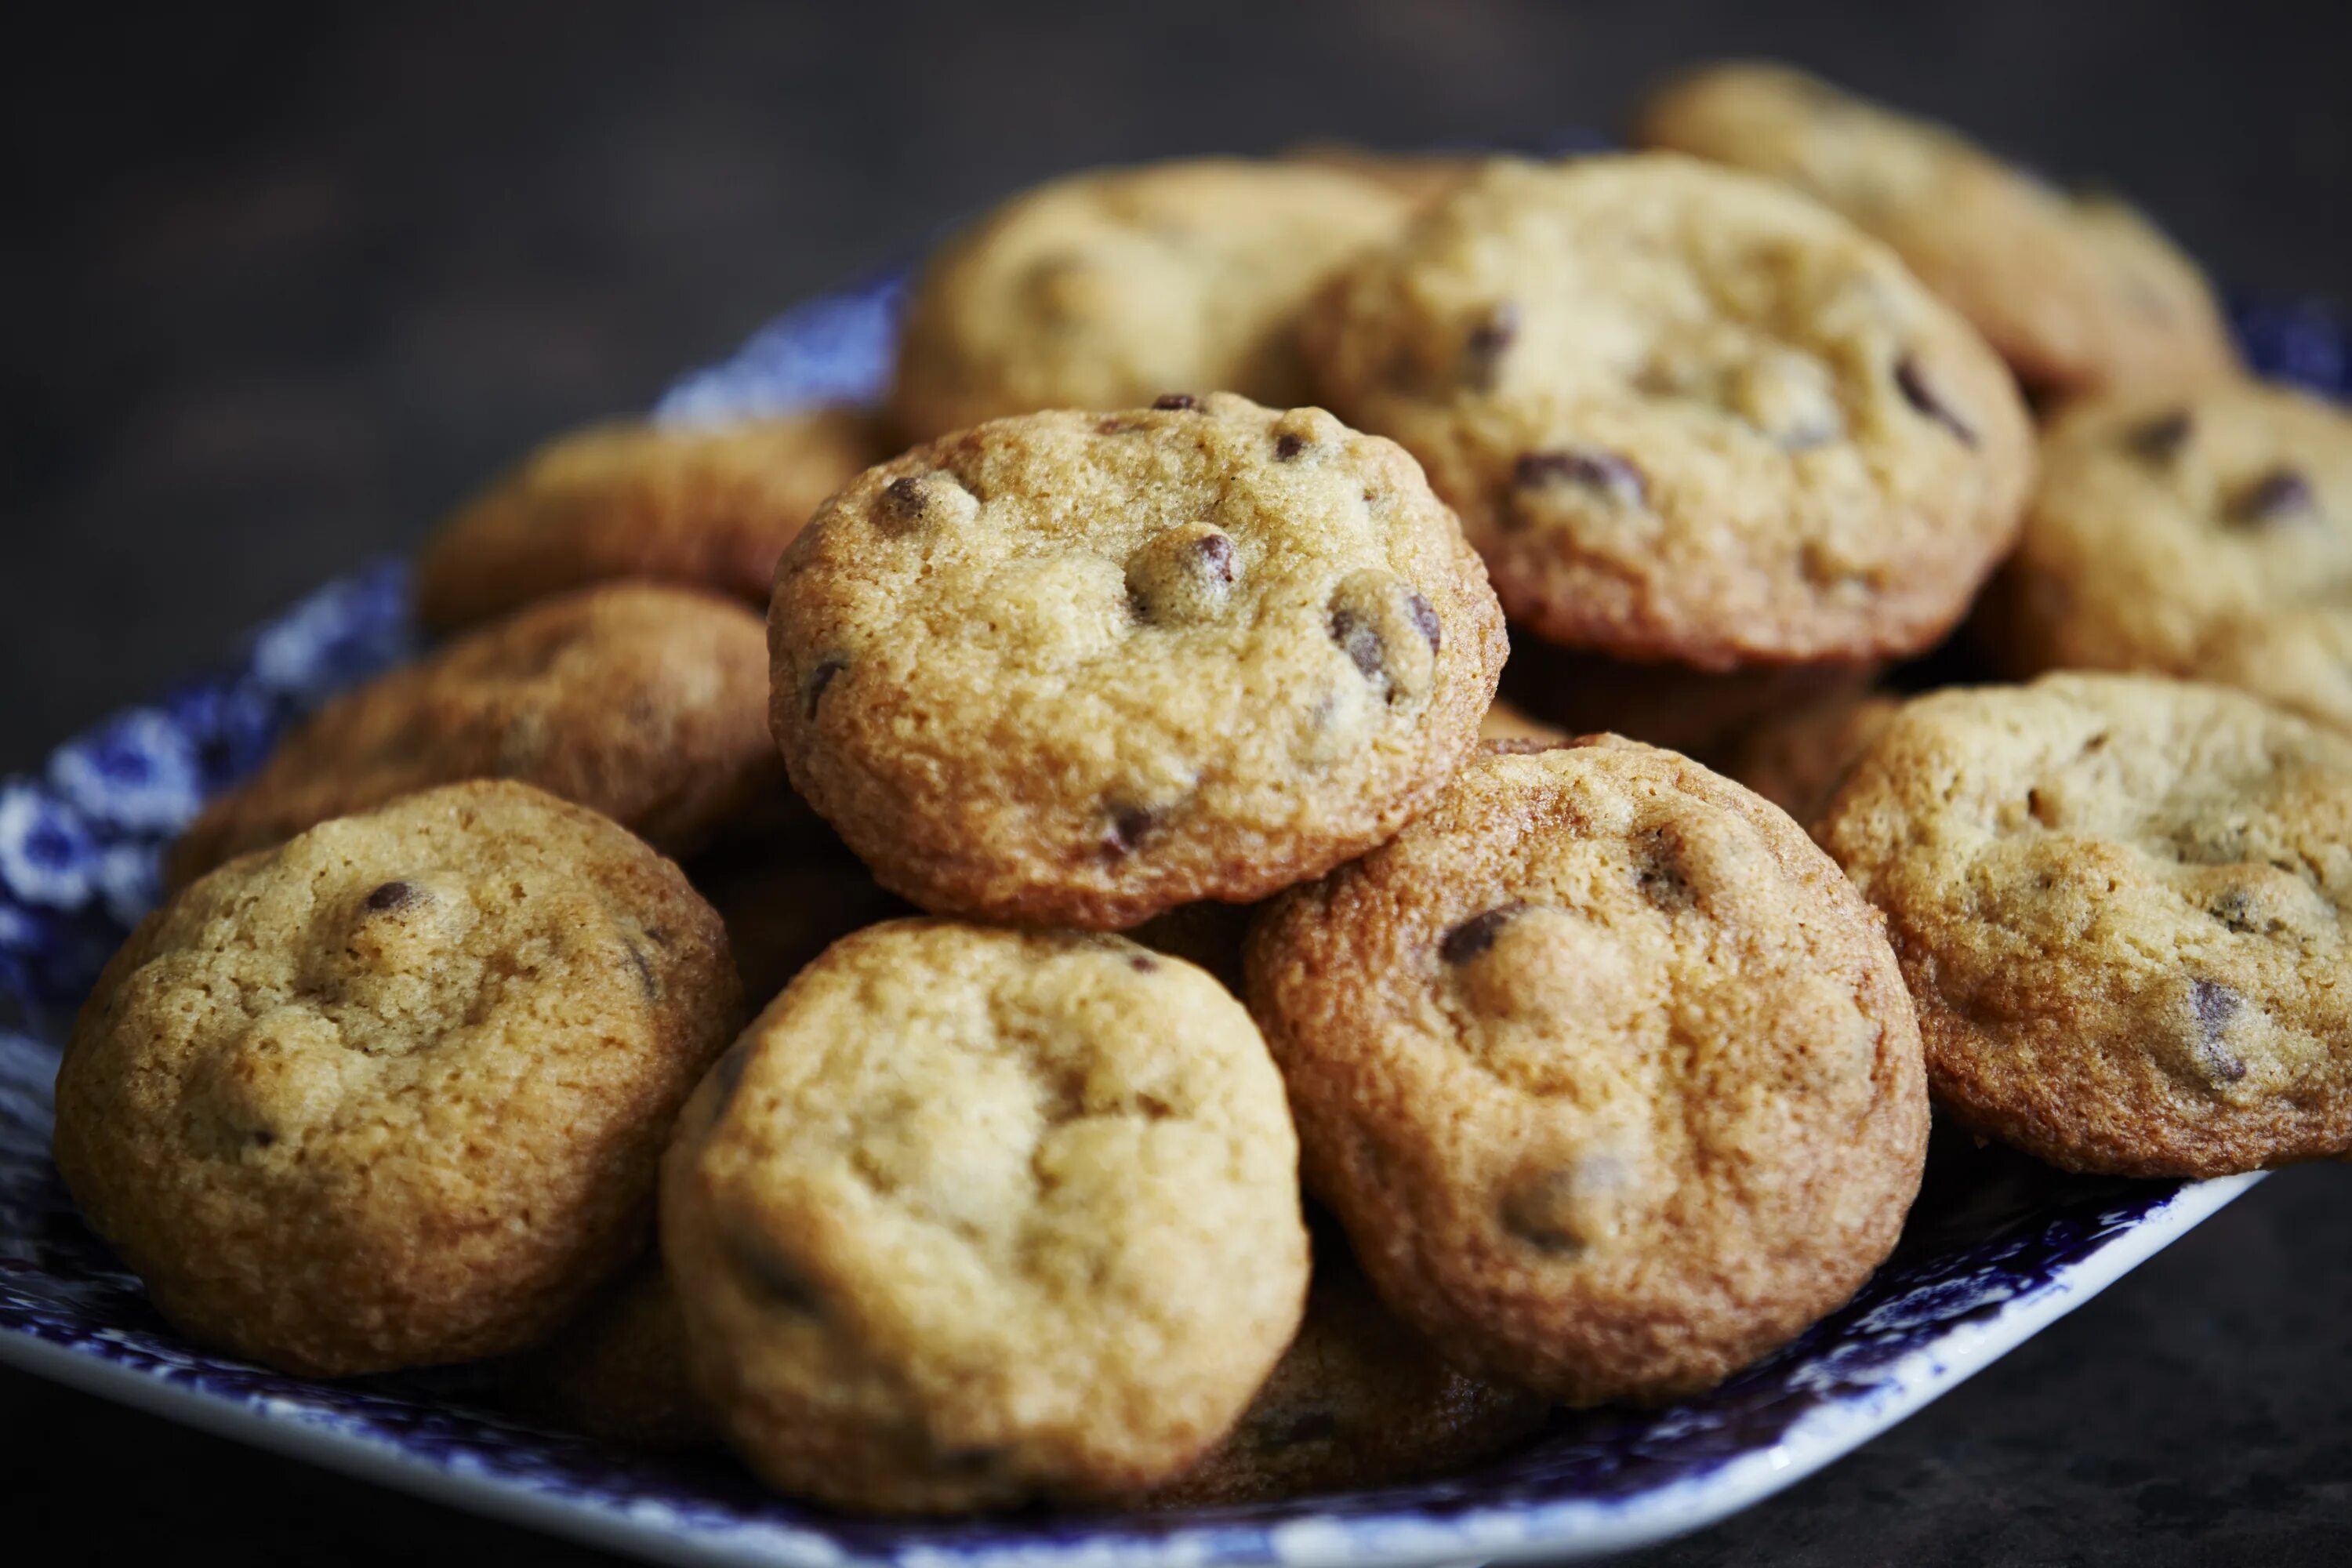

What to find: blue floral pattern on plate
left=1, top=256, right=2343, bottom=1566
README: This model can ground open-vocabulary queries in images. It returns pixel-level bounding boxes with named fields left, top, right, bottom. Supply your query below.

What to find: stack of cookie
left=49, top=57, right=2352, bottom=1520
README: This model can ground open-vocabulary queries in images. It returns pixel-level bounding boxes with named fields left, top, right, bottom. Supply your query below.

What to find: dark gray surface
left=4, top=2, right=2350, bottom=1563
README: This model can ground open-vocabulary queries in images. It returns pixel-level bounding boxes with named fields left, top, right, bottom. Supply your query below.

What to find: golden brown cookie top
left=1248, top=738, right=1927, bottom=1404
left=170, top=583, right=784, bottom=885
left=891, top=158, right=1414, bottom=441
left=1820, top=673, right=2352, bottom=1175
left=769, top=394, right=1506, bottom=928
left=54, top=782, right=740, bottom=1376
left=1982, top=380, right=2352, bottom=729
left=1303, top=153, right=2034, bottom=668
left=415, top=410, right=891, bottom=630
left=1636, top=62, right=2238, bottom=396
left=660, top=919, right=1308, bottom=1512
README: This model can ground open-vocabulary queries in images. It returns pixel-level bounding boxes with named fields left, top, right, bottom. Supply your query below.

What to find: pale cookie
left=891, top=159, right=1414, bottom=441
left=661, top=920, right=1309, bottom=1512
left=1248, top=739, right=1927, bottom=1404
left=54, top=782, right=740, bottom=1377
left=1978, top=380, right=2352, bottom=731
left=1820, top=673, right=2352, bottom=1176
left=416, top=409, right=890, bottom=630
left=1637, top=62, right=2238, bottom=395
left=169, top=583, right=783, bottom=886
left=1302, top=153, right=2034, bottom=669
left=769, top=394, right=1506, bottom=928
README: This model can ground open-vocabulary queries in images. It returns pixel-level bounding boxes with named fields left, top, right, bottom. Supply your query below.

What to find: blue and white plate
left=3, top=252, right=2346, bottom=1566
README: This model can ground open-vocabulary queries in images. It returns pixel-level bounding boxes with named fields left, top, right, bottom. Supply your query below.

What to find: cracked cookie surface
left=768, top=394, right=1505, bottom=927
left=1247, top=738, right=1926, bottom=1405
left=1301, top=152, right=2032, bottom=669
left=170, top=583, right=784, bottom=885
left=1637, top=62, right=2237, bottom=396
left=416, top=410, right=890, bottom=630
left=1979, top=381, right=2352, bottom=731
left=1820, top=673, right=2352, bottom=1175
left=55, top=782, right=740, bottom=1377
left=891, top=159, right=1413, bottom=441
left=660, top=919, right=1308, bottom=1512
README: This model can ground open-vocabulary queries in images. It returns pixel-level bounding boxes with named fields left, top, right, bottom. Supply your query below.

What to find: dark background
left=5, top=2, right=2350, bottom=1563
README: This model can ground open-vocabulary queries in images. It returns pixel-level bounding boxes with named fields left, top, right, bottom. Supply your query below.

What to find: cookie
left=169, top=583, right=784, bottom=886
left=660, top=920, right=1308, bottom=1512
left=54, top=782, right=740, bottom=1376
left=1725, top=688, right=1901, bottom=829
left=685, top=827, right=913, bottom=1004
left=1976, top=381, right=2352, bottom=731
left=770, top=394, right=1507, bottom=928
left=891, top=159, right=1414, bottom=441
left=1247, top=738, right=1927, bottom=1404
left=527, top=1258, right=714, bottom=1448
left=1820, top=673, right=2352, bottom=1176
left=1302, top=153, right=2034, bottom=670
left=1501, top=638, right=1878, bottom=763
left=1636, top=63, right=2238, bottom=397
left=415, top=409, right=889, bottom=630
left=1478, top=697, right=1570, bottom=749
left=1147, top=1230, right=1549, bottom=1508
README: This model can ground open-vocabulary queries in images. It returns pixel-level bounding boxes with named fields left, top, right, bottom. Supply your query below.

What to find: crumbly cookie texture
left=662, top=920, right=1308, bottom=1513
left=1726, top=688, right=1902, bottom=830
left=527, top=1258, right=715, bottom=1449
left=1636, top=62, right=2238, bottom=396
left=55, top=782, right=740, bottom=1377
left=1820, top=673, right=2352, bottom=1176
left=415, top=410, right=890, bottom=630
left=169, top=583, right=784, bottom=886
left=769, top=394, right=1507, bottom=928
left=1977, top=381, right=2352, bottom=731
left=1302, top=153, right=2033, bottom=668
left=891, top=159, right=1414, bottom=441
left=1145, top=1232, right=1550, bottom=1507
left=1248, top=739, right=1926, bottom=1405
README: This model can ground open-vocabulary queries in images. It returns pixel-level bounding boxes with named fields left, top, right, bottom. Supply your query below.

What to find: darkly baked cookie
left=769, top=394, right=1506, bottom=928
left=169, top=583, right=783, bottom=886
left=416, top=410, right=891, bottom=630
left=1820, top=673, right=2352, bottom=1176
left=1302, top=153, right=2034, bottom=670
left=56, top=782, right=740, bottom=1377
left=1248, top=739, right=1927, bottom=1404
left=1637, top=62, right=2238, bottom=396
left=662, top=920, right=1308, bottom=1512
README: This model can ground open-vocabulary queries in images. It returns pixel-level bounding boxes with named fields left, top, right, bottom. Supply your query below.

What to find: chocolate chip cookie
left=661, top=920, right=1308, bottom=1512
left=1501, top=638, right=1879, bottom=763
left=416, top=410, right=890, bottom=630
left=169, top=583, right=784, bottom=885
left=55, top=782, right=740, bottom=1376
left=1301, top=153, right=2034, bottom=670
left=1636, top=63, right=2238, bottom=396
left=891, top=159, right=1414, bottom=441
left=770, top=394, right=1507, bottom=928
left=1820, top=673, right=2352, bottom=1176
left=1725, top=688, right=1900, bottom=829
left=1977, top=380, right=2352, bottom=731
left=528, top=1258, right=715, bottom=1448
left=1247, top=739, right=1927, bottom=1405
left=685, top=826, right=913, bottom=1004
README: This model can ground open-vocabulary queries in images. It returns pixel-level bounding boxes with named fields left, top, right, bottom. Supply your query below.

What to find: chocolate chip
left=363, top=880, right=419, bottom=914
left=1274, top=432, right=1307, bottom=461
left=2123, top=410, right=2193, bottom=463
left=623, top=942, right=659, bottom=1001
left=1460, top=303, right=1519, bottom=390
left=1406, top=592, right=1442, bottom=654
left=1195, top=532, right=1235, bottom=583
left=1632, top=827, right=1692, bottom=910
left=1439, top=902, right=1527, bottom=964
left=1127, top=526, right=1236, bottom=623
left=1100, top=805, right=1157, bottom=859
left=1152, top=393, right=1200, bottom=410
left=720, top=1217, right=822, bottom=1315
left=2189, top=978, right=2248, bottom=1083
left=2225, top=466, right=2315, bottom=527
left=1128, top=954, right=1160, bottom=973
left=1512, top=448, right=1646, bottom=506
left=1330, top=608, right=1383, bottom=678
left=882, top=475, right=929, bottom=520
left=2208, top=890, right=2262, bottom=935
left=802, top=655, right=846, bottom=721
left=1499, top=1171, right=1587, bottom=1256
left=1894, top=354, right=1979, bottom=447
left=248, top=1130, right=278, bottom=1149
